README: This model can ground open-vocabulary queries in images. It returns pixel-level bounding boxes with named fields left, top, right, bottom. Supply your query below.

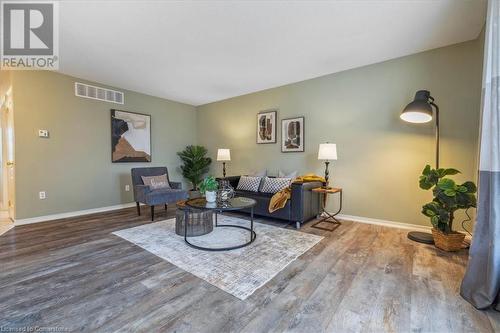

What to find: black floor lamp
left=400, top=90, right=439, bottom=244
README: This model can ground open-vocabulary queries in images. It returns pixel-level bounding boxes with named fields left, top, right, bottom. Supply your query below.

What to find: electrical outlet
left=125, top=185, right=130, bottom=192
left=39, top=191, right=46, bottom=200
left=38, top=129, right=49, bottom=138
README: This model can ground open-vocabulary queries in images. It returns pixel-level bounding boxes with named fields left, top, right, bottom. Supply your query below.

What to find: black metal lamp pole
left=222, top=162, right=226, bottom=178
left=430, top=98, right=440, bottom=169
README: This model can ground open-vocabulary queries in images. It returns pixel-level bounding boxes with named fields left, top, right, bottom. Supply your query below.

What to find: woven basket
left=431, top=228, right=465, bottom=252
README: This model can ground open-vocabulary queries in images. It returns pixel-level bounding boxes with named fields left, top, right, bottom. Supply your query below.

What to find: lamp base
left=407, top=231, right=434, bottom=244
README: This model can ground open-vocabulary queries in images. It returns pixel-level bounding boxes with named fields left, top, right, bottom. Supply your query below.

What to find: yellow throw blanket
left=269, top=174, right=325, bottom=213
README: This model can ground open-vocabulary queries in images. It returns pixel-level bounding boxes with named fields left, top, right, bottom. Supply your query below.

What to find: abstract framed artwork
left=257, top=109, right=277, bottom=144
left=111, top=109, right=151, bottom=162
left=281, top=116, right=304, bottom=153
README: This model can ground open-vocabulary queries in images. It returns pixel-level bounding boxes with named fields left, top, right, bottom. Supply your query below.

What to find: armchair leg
left=136, top=202, right=141, bottom=216
left=296, top=222, right=301, bottom=229
left=151, top=205, right=155, bottom=221
left=165, top=204, right=168, bottom=211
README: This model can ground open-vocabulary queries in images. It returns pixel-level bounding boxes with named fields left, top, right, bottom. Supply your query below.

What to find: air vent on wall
left=74, top=82, right=124, bottom=104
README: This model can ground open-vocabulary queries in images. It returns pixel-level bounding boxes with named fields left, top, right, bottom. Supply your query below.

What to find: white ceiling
left=58, top=0, right=486, bottom=106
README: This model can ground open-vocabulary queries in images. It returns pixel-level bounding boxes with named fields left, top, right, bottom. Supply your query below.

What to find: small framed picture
left=257, top=109, right=277, bottom=144
left=281, top=117, right=304, bottom=153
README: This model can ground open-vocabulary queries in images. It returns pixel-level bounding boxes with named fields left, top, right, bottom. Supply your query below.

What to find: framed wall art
left=257, top=109, right=277, bottom=144
left=281, top=116, right=304, bottom=152
left=111, top=109, right=151, bottom=162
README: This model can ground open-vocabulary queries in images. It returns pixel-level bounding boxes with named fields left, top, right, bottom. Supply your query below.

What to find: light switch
left=38, top=129, right=49, bottom=138
left=39, top=191, right=46, bottom=200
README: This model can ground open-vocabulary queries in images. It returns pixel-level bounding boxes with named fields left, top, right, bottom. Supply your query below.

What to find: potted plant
left=177, top=145, right=212, bottom=198
left=200, top=176, right=218, bottom=203
left=419, top=165, right=477, bottom=251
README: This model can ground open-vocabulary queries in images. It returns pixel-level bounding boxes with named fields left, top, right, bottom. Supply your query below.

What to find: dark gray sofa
left=224, top=176, right=322, bottom=229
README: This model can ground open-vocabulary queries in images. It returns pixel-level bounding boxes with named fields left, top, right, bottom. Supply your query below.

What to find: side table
left=311, top=187, right=343, bottom=231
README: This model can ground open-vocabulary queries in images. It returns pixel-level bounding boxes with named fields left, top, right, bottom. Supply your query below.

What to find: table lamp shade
left=318, top=143, right=337, bottom=160
left=217, top=149, right=231, bottom=161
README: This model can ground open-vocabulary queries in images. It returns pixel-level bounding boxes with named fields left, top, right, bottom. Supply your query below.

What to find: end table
left=311, top=187, right=343, bottom=231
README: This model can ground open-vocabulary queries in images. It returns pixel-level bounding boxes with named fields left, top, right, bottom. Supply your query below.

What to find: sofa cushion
left=141, top=174, right=170, bottom=189
left=146, top=188, right=187, bottom=205
left=235, top=189, right=275, bottom=198
left=236, top=176, right=262, bottom=192
left=260, top=177, right=292, bottom=193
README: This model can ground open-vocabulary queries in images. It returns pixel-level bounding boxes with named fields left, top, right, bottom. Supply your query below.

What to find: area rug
left=112, top=215, right=323, bottom=300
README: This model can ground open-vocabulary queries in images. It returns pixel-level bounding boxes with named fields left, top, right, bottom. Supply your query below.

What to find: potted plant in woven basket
left=419, top=165, right=477, bottom=251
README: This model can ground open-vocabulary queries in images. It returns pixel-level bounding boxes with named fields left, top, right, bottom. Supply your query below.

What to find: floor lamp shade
left=400, top=90, right=433, bottom=123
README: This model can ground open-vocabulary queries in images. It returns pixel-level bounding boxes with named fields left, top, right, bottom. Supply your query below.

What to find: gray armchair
left=131, top=167, right=188, bottom=221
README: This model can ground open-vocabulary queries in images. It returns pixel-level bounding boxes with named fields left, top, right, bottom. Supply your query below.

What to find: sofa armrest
left=169, top=181, right=182, bottom=189
left=134, top=185, right=151, bottom=202
left=290, top=181, right=323, bottom=223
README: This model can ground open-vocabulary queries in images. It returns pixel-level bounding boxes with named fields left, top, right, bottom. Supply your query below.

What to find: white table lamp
left=318, top=143, right=337, bottom=186
left=217, top=149, right=231, bottom=177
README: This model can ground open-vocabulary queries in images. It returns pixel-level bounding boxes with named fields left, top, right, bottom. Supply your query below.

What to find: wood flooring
left=0, top=206, right=498, bottom=333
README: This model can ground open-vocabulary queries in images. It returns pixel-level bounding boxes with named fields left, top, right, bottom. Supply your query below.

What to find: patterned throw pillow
left=260, top=177, right=292, bottom=193
left=141, top=174, right=170, bottom=190
left=236, top=176, right=262, bottom=192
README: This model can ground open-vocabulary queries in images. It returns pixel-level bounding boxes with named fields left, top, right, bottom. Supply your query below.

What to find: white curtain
left=461, top=0, right=500, bottom=310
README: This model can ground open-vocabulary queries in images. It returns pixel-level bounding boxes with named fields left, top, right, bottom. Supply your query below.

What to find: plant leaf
left=437, top=178, right=456, bottom=190
left=422, top=165, right=431, bottom=176
left=462, top=181, right=477, bottom=193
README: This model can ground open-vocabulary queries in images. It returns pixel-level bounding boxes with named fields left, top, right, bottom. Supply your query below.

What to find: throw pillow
left=236, top=176, right=262, bottom=192
left=260, top=177, right=292, bottom=193
left=278, top=170, right=298, bottom=179
left=141, top=174, right=170, bottom=190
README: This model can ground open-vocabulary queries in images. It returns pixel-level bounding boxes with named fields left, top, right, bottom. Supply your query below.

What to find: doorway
left=0, top=87, right=15, bottom=222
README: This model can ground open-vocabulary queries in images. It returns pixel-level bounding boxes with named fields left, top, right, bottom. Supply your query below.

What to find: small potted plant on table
left=200, top=176, right=218, bottom=203
left=419, top=165, right=477, bottom=251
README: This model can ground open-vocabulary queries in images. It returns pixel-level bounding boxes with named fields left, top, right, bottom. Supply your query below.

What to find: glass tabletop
left=186, top=197, right=257, bottom=211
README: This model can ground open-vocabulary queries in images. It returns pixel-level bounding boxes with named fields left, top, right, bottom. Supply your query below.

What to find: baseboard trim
left=336, top=214, right=432, bottom=233
left=13, top=205, right=436, bottom=233
left=14, top=202, right=139, bottom=226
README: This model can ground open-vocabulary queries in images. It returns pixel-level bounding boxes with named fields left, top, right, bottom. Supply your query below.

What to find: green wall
left=7, top=36, right=483, bottom=226
left=196, top=39, right=483, bottom=227
left=12, top=71, right=196, bottom=219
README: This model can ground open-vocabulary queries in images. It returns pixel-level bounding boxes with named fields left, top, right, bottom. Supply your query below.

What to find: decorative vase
left=431, top=228, right=465, bottom=252
left=205, top=191, right=217, bottom=203
left=217, top=179, right=234, bottom=202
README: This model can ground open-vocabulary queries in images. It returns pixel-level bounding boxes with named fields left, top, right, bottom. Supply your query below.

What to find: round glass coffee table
left=184, top=197, right=257, bottom=251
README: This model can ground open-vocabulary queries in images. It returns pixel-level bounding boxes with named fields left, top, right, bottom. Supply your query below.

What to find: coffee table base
left=184, top=208, right=256, bottom=251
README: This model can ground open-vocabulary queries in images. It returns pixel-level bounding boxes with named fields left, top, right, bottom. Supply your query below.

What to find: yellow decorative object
left=269, top=174, right=325, bottom=213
